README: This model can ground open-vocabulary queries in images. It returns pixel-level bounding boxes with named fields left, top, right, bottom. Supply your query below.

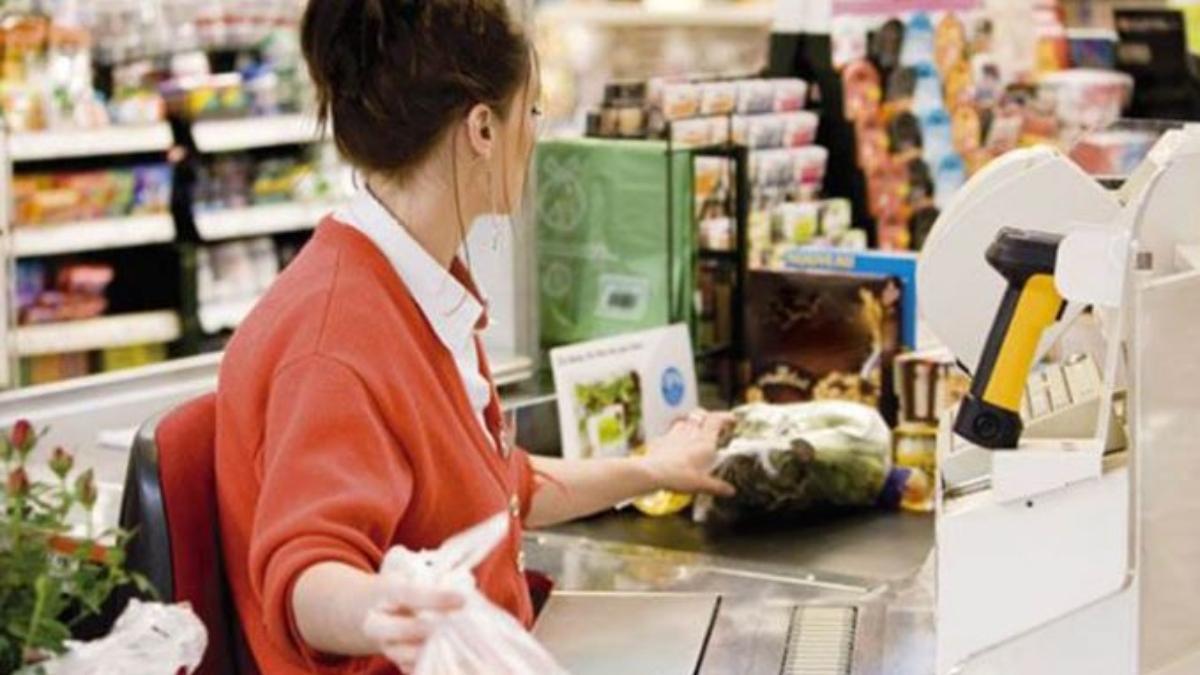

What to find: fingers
left=700, top=411, right=734, bottom=435
left=377, top=576, right=465, bottom=613
left=362, top=610, right=433, bottom=645
left=696, top=475, right=737, bottom=498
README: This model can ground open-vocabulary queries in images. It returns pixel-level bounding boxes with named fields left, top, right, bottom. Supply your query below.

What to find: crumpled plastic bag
left=38, top=600, right=206, bottom=675
left=375, top=512, right=567, bottom=675
left=695, top=401, right=892, bottom=524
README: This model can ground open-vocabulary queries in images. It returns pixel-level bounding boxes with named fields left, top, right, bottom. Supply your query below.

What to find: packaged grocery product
left=661, top=81, right=701, bottom=121
left=791, top=145, right=829, bottom=187
left=1038, top=68, right=1134, bottom=134
left=734, top=114, right=786, bottom=149
left=671, top=117, right=724, bottom=147
left=133, top=165, right=173, bottom=213
left=820, top=198, right=853, bottom=236
left=744, top=268, right=902, bottom=417
left=842, top=60, right=882, bottom=122
left=900, top=12, right=935, bottom=67
left=751, top=149, right=793, bottom=188
left=934, top=13, right=968, bottom=74
left=782, top=111, right=819, bottom=147
left=772, top=202, right=820, bottom=244
left=736, top=79, right=775, bottom=114
left=912, top=63, right=945, bottom=116
left=700, top=80, right=737, bottom=116
left=871, top=18, right=906, bottom=73
left=772, top=78, right=809, bottom=112
left=694, top=401, right=893, bottom=524
left=893, top=423, right=937, bottom=512
left=921, top=108, right=954, bottom=168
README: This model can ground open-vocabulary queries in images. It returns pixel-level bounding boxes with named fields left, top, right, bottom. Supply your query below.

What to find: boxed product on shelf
left=101, top=343, right=169, bottom=373
left=196, top=237, right=282, bottom=334
left=771, top=247, right=919, bottom=349
left=20, top=352, right=91, bottom=387
left=12, top=164, right=172, bottom=227
left=193, top=146, right=341, bottom=213
left=0, top=11, right=167, bottom=133
left=743, top=268, right=902, bottom=421
left=16, top=261, right=114, bottom=326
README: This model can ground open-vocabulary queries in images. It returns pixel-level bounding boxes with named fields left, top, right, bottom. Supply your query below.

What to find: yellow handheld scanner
left=954, top=228, right=1066, bottom=449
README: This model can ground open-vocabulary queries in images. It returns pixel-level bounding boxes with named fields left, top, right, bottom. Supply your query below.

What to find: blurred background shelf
left=8, top=124, right=174, bottom=162
left=197, top=297, right=258, bottom=334
left=193, top=199, right=340, bottom=241
left=191, top=114, right=322, bottom=153
left=14, top=310, right=183, bottom=357
left=537, top=3, right=774, bottom=28
left=13, top=214, right=177, bottom=258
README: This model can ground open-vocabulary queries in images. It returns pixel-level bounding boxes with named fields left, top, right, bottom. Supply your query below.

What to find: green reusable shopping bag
left=536, top=138, right=694, bottom=347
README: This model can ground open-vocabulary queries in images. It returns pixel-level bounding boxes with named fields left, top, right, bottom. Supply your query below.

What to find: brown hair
left=301, top=0, right=532, bottom=178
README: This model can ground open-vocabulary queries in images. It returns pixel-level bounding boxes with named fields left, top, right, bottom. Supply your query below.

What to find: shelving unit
left=197, top=297, right=258, bottom=334
left=538, top=3, right=774, bottom=28
left=14, top=310, right=183, bottom=357
left=191, top=113, right=323, bottom=153
left=13, top=213, right=176, bottom=258
left=193, top=199, right=341, bottom=241
left=8, top=123, right=173, bottom=162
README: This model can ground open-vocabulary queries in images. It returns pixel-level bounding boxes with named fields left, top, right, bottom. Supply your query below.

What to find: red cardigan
left=215, top=220, right=536, bottom=674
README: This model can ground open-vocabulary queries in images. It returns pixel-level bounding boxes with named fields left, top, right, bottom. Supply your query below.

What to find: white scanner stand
left=921, top=128, right=1200, bottom=674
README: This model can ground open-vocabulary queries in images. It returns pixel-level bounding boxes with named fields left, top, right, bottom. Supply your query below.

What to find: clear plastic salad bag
left=376, top=512, right=567, bottom=675
left=696, top=401, right=893, bottom=524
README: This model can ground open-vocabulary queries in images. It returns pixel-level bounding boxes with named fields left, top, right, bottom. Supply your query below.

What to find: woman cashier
left=214, top=1, right=736, bottom=672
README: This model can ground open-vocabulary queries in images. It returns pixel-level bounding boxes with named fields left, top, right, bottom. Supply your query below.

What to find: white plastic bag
left=373, top=512, right=567, bottom=675
left=39, top=600, right=206, bottom=675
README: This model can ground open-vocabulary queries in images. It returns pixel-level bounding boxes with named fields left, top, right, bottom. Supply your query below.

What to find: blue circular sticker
left=661, top=367, right=686, bottom=407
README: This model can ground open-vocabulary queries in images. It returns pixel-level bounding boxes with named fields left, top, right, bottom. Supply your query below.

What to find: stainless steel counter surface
left=523, top=530, right=936, bottom=675
left=540, top=508, right=935, bottom=582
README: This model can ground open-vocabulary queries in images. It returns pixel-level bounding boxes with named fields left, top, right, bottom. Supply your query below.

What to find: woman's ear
left=466, top=103, right=495, bottom=160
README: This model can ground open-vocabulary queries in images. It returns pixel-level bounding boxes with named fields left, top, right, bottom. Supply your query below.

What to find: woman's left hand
left=641, top=410, right=736, bottom=497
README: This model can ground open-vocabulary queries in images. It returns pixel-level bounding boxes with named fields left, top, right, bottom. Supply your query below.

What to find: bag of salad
left=695, top=401, right=892, bottom=524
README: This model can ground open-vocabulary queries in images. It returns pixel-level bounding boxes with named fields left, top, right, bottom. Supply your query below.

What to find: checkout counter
left=0, top=354, right=938, bottom=675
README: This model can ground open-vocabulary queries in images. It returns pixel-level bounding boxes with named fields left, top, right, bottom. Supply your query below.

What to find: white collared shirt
left=335, top=189, right=494, bottom=439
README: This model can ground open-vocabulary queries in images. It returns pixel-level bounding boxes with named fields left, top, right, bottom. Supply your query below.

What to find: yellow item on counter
left=895, top=423, right=937, bottom=513
left=629, top=444, right=693, bottom=516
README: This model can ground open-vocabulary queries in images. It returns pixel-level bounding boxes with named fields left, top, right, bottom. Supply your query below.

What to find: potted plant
left=0, top=419, right=150, bottom=673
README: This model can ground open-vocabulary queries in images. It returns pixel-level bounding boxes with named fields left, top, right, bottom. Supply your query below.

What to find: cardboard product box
left=744, top=268, right=902, bottom=422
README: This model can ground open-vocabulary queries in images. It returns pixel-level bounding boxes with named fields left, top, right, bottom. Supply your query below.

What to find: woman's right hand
left=362, top=575, right=464, bottom=672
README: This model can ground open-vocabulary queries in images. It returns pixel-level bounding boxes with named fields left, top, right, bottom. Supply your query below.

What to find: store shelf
left=14, top=310, right=183, bottom=357
left=194, top=200, right=341, bottom=241
left=192, top=114, right=323, bottom=153
left=198, top=297, right=258, bottom=334
left=8, top=124, right=174, bottom=162
left=537, top=3, right=774, bottom=28
left=13, top=213, right=176, bottom=258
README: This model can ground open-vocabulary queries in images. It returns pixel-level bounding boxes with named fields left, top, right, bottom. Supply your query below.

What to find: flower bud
left=75, top=469, right=97, bottom=510
left=6, top=467, right=29, bottom=497
left=49, top=447, right=74, bottom=479
left=9, top=419, right=33, bottom=454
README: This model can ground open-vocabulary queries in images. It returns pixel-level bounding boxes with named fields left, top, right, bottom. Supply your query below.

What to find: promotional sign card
left=550, top=324, right=698, bottom=460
